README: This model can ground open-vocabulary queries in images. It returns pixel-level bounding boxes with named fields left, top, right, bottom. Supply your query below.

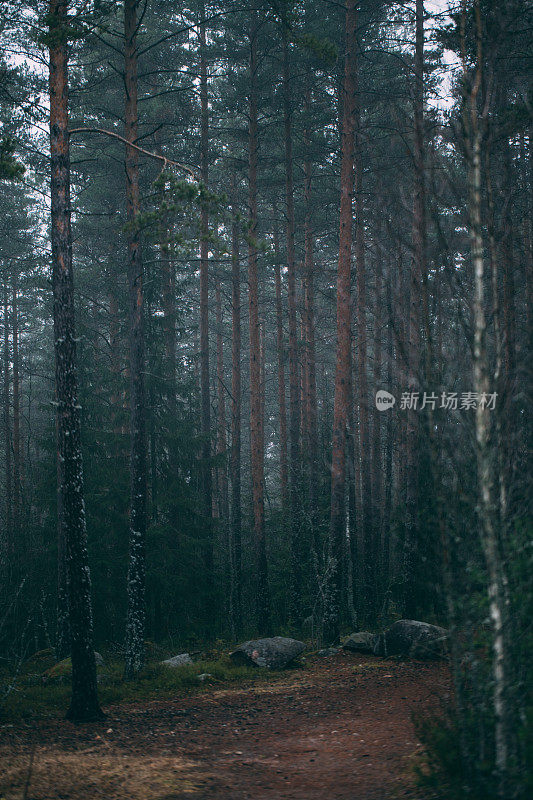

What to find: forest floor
left=0, top=652, right=449, bottom=800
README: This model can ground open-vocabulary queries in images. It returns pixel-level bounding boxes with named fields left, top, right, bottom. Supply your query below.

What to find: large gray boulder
left=161, top=653, right=193, bottom=667
left=230, top=637, right=305, bottom=669
left=373, top=620, right=448, bottom=659
left=342, top=632, right=377, bottom=654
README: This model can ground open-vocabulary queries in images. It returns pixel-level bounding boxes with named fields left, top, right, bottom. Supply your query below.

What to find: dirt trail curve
left=1, top=653, right=449, bottom=800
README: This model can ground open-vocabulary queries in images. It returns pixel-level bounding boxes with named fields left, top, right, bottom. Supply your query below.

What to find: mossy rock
left=144, top=640, right=166, bottom=660
left=24, top=648, right=56, bottom=672
left=42, top=653, right=105, bottom=683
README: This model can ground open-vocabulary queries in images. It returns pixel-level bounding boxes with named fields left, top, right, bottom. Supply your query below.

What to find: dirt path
left=0, top=653, right=449, bottom=800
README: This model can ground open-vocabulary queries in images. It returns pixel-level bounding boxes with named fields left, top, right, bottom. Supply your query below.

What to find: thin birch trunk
left=462, top=3, right=515, bottom=789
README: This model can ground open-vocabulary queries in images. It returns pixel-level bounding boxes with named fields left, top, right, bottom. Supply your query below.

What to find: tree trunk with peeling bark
left=464, top=3, right=515, bottom=790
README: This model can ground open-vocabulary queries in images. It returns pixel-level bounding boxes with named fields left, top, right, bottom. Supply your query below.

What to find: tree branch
left=68, top=127, right=199, bottom=180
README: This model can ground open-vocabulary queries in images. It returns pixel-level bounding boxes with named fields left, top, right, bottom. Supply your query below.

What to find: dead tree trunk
left=124, top=0, right=147, bottom=679
left=48, top=0, right=101, bottom=721
left=324, top=0, right=357, bottom=645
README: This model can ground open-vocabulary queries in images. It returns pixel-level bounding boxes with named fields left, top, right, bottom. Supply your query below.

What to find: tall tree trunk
left=371, top=242, right=383, bottom=602
left=12, top=271, right=21, bottom=540
left=323, top=0, right=357, bottom=645
left=215, top=275, right=229, bottom=522
left=156, top=154, right=177, bottom=426
left=199, top=3, right=213, bottom=581
left=230, top=191, right=242, bottom=636
left=500, top=138, right=517, bottom=521
left=381, top=251, right=394, bottom=613
left=303, top=103, right=319, bottom=534
left=108, top=263, right=122, bottom=440
left=282, top=31, right=302, bottom=627
left=403, top=0, right=425, bottom=618
left=463, top=4, right=514, bottom=790
left=3, top=281, right=12, bottom=565
left=48, top=0, right=101, bottom=721
left=273, top=217, right=289, bottom=509
left=55, top=407, right=70, bottom=662
left=124, top=0, right=147, bottom=679
left=248, top=11, right=270, bottom=633
left=353, top=31, right=374, bottom=623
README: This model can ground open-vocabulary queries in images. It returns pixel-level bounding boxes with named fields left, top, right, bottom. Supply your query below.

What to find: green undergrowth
left=0, top=647, right=290, bottom=721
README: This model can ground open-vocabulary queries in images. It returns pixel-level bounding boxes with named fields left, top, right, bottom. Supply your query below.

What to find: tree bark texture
left=248, top=12, right=270, bottom=634
left=273, top=218, right=289, bottom=510
left=48, top=0, right=101, bottom=720
left=199, top=3, right=213, bottom=577
left=403, top=0, right=425, bottom=618
left=353, top=28, right=374, bottom=624
left=230, top=191, right=242, bottom=636
left=124, top=0, right=147, bottom=679
left=324, top=0, right=357, bottom=645
left=282, top=32, right=303, bottom=627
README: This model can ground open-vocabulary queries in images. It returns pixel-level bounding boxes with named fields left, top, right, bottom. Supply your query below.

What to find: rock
left=196, top=673, right=213, bottom=682
left=342, top=632, right=376, bottom=654
left=373, top=620, right=448, bottom=660
left=42, top=651, right=106, bottom=683
left=318, top=647, right=340, bottom=657
left=161, top=653, right=193, bottom=667
left=230, top=637, right=305, bottom=669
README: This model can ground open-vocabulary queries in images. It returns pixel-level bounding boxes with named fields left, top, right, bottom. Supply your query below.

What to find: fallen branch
left=69, top=127, right=199, bottom=180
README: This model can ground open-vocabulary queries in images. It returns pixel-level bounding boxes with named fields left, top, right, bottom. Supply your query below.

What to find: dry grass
left=1, top=747, right=209, bottom=800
